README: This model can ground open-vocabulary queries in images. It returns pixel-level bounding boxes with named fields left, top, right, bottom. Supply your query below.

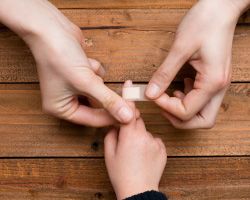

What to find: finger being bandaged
left=122, top=84, right=148, bottom=101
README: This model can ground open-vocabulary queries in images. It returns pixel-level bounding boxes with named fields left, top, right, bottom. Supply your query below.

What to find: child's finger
left=123, top=80, right=136, bottom=111
left=122, top=80, right=137, bottom=123
left=119, top=80, right=142, bottom=139
left=104, top=128, right=118, bottom=157
left=135, top=118, right=147, bottom=133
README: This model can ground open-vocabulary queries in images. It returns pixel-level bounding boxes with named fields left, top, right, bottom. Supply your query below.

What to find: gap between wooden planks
left=0, top=157, right=249, bottom=199
left=0, top=83, right=249, bottom=157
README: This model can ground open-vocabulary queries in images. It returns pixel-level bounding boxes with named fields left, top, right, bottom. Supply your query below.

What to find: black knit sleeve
left=124, top=190, right=168, bottom=200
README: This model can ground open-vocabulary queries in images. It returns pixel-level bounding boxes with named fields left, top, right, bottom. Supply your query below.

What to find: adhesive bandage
left=122, top=84, right=148, bottom=101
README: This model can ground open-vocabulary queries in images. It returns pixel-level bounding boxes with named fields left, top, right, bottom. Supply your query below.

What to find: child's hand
left=104, top=81, right=167, bottom=200
left=146, top=0, right=250, bottom=129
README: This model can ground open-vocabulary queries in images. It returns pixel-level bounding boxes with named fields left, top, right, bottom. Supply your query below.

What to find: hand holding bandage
left=145, top=0, right=250, bottom=129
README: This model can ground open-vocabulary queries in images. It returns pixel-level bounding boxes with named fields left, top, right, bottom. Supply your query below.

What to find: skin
left=1, top=0, right=249, bottom=129
left=146, top=0, right=250, bottom=129
left=0, top=0, right=134, bottom=127
left=104, top=81, right=167, bottom=200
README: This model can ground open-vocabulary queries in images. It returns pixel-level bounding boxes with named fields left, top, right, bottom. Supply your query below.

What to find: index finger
left=146, top=39, right=196, bottom=99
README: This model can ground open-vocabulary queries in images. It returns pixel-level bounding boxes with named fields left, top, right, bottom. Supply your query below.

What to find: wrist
left=0, top=0, right=65, bottom=47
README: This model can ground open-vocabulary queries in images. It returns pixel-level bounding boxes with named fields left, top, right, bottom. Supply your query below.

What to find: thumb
left=104, top=128, right=118, bottom=158
left=146, top=40, right=193, bottom=99
left=88, top=58, right=106, bottom=78
left=81, top=74, right=134, bottom=124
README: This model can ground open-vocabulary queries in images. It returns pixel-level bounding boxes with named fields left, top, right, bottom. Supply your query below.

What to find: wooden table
left=0, top=0, right=249, bottom=199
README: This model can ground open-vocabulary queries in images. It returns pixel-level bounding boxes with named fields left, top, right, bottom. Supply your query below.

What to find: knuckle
left=71, top=24, right=83, bottom=39
left=204, top=119, right=216, bottom=129
left=155, top=138, right=163, bottom=149
left=71, top=69, right=97, bottom=91
left=210, top=72, right=230, bottom=91
left=171, top=122, right=182, bottom=129
left=93, top=60, right=101, bottom=69
left=178, top=110, right=193, bottom=121
left=161, top=146, right=167, bottom=157
left=169, top=119, right=184, bottom=129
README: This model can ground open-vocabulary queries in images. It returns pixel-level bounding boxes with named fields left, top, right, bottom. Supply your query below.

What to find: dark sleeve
left=124, top=190, right=168, bottom=200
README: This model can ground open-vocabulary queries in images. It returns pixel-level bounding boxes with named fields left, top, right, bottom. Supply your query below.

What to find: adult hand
left=0, top=0, right=134, bottom=127
left=146, top=0, right=250, bottom=128
left=104, top=81, right=167, bottom=200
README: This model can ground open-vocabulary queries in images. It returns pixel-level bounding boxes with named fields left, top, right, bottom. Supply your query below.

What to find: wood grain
left=49, top=0, right=197, bottom=9
left=49, top=0, right=250, bottom=24
left=0, top=1, right=249, bottom=199
left=60, top=9, right=250, bottom=28
left=0, top=26, right=250, bottom=82
left=0, top=83, right=249, bottom=157
left=0, top=157, right=249, bottom=199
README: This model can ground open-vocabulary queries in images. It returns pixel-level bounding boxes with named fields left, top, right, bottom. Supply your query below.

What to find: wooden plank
left=0, top=83, right=249, bottom=157
left=0, top=157, right=249, bottom=199
left=60, top=9, right=250, bottom=28
left=63, top=9, right=186, bottom=29
left=0, top=9, right=249, bottom=28
left=48, top=0, right=250, bottom=23
left=0, top=26, right=249, bottom=82
left=0, top=9, right=249, bottom=82
left=49, top=0, right=196, bottom=9
left=48, top=0, right=250, bottom=25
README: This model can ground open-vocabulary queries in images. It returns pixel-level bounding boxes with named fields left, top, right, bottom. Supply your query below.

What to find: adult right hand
left=0, top=0, right=134, bottom=127
left=146, top=0, right=250, bottom=129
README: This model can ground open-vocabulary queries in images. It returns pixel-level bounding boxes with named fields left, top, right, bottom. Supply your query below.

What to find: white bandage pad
left=122, top=84, right=148, bottom=101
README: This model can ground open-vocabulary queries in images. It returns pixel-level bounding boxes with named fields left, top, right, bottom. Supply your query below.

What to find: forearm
left=0, top=0, right=60, bottom=41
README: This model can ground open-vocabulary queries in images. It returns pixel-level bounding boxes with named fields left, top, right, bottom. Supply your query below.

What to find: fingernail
left=125, top=80, right=133, bottom=87
left=118, top=106, right=133, bottom=122
left=146, top=83, right=160, bottom=98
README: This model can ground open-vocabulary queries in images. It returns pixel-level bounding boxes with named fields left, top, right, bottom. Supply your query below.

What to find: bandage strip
left=122, top=84, right=148, bottom=101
